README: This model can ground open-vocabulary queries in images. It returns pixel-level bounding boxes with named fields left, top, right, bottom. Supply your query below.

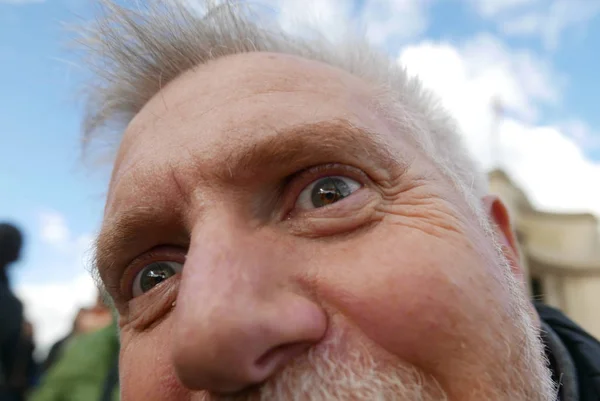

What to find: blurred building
left=489, top=169, right=600, bottom=338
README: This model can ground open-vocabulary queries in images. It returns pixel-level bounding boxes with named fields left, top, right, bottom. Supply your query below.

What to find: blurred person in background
left=78, top=1, right=600, bottom=400
left=0, top=223, right=37, bottom=401
left=41, top=293, right=114, bottom=374
left=31, top=293, right=119, bottom=401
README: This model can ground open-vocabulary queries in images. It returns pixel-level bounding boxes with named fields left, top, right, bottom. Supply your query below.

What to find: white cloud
left=537, top=0, right=600, bottom=51
left=500, top=12, right=543, bottom=36
left=459, top=34, right=561, bottom=117
left=468, top=0, right=600, bottom=51
left=179, top=0, right=356, bottom=43
left=272, top=0, right=355, bottom=42
left=467, top=0, right=540, bottom=18
left=399, top=33, right=561, bottom=160
left=398, top=35, right=600, bottom=216
left=362, top=0, right=431, bottom=45
left=177, top=0, right=431, bottom=48
left=39, top=211, right=70, bottom=246
left=16, top=273, right=98, bottom=357
left=39, top=210, right=94, bottom=255
left=17, top=212, right=98, bottom=357
left=560, top=120, right=600, bottom=153
left=249, top=0, right=430, bottom=45
left=498, top=120, right=600, bottom=212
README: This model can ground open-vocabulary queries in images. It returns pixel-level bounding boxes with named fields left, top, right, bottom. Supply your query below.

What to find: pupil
left=311, top=177, right=351, bottom=208
left=320, top=190, right=338, bottom=204
left=140, top=263, right=175, bottom=293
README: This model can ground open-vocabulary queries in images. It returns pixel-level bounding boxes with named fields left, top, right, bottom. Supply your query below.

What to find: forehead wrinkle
left=156, top=52, right=372, bottom=110
left=106, top=150, right=152, bottom=212
left=112, top=51, right=387, bottom=191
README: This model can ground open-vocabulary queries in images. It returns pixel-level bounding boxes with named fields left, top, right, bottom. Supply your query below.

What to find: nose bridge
left=177, top=209, right=276, bottom=326
left=182, top=212, right=277, bottom=306
left=171, top=213, right=327, bottom=393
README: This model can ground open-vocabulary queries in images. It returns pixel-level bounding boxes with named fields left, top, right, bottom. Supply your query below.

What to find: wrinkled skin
left=97, top=53, right=555, bottom=400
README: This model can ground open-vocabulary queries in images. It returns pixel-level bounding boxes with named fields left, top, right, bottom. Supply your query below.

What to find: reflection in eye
left=296, top=176, right=362, bottom=210
left=132, top=261, right=183, bottom=297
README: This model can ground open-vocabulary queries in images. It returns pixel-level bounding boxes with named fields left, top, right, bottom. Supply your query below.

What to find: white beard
left=201, top=308, right=556, bottom=401
left=201, top=240, right=557, bottom=401
left=201, top=331, right=448, bottom=401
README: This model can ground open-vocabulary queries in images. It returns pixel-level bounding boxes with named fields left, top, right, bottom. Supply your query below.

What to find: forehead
left=107, top=52, right=391, bottom=213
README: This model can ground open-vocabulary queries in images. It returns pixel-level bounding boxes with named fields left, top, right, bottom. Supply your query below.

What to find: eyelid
left=120, top=246, right=186, bottom=301
left=281, top=163, right=370, bottom=218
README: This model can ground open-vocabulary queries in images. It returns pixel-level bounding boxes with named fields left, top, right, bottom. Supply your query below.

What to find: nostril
left=254, top=342, right=311, bottom=375
left=172, top=289, right=327, bottom=393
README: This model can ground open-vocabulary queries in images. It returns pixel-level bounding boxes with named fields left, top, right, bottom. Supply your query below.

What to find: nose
left=171, top=222, right=327, bottom=393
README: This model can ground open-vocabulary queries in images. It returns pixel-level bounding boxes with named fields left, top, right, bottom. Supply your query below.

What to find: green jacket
left=29, top=324, right=120, bottom=401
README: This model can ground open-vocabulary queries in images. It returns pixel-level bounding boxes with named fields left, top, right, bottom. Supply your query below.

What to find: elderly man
left=82, top=1, right=600, bottom=400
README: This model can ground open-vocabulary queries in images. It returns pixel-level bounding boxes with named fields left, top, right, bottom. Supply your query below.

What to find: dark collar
left=542, top=321, right=579, bottom=401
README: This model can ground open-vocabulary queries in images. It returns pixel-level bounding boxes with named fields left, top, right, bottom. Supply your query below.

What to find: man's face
left=98, top=53, right=554, bottom=400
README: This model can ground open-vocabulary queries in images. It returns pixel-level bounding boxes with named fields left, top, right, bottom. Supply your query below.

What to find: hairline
left=80, top=0, right=486, bottom=193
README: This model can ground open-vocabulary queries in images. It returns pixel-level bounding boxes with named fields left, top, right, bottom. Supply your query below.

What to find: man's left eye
left=295, top=176, right=362, bottom=210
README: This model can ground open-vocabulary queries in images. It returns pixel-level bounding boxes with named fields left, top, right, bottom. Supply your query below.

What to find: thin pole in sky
left=490, top=96, right=505, bottom=169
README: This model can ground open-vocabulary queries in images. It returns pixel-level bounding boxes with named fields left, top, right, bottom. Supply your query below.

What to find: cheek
left=119, top=320, right=190, bottom=401
left=313, top=226, right=514, bottom=377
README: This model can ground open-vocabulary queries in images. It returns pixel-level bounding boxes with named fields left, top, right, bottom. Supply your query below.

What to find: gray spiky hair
left=79, top=0, right=487, bottom=215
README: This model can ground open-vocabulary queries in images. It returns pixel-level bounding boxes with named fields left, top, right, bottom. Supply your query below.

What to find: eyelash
left=281, top=163, right=369, bottom=217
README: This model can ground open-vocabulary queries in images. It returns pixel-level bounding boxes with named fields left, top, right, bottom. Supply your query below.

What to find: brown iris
left=310, top=177, right=352, bottom=208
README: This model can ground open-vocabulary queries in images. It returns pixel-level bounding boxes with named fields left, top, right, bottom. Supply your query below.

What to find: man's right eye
left=132, top=261, right=183, bottom=297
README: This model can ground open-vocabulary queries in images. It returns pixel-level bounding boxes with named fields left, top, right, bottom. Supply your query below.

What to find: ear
left=482, top=196, right=541, bottom=326
left=481, top=195, right=523, bottom=283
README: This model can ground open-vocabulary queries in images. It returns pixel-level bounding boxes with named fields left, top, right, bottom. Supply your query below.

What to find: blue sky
left=1, top=0, right=599, bottom=352
left=0, top=0, right=107, bottom=284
